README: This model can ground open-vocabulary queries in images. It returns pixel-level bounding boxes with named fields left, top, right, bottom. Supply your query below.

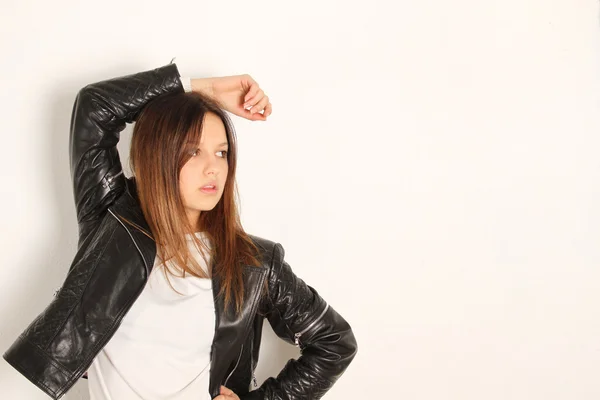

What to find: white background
left=1, top=0, right=600, bottom=399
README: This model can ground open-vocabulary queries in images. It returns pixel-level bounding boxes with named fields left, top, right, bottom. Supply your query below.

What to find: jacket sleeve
left=243, top=243, right=358, bottom=400
left=69, top=62, right=184, bottom=243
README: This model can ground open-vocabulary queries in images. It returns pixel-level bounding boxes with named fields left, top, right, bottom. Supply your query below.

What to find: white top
left=87, top=231, right=215, bottom=400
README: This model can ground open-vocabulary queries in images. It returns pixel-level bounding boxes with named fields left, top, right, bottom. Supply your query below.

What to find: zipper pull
left=292, top=303, right=329, bottom=348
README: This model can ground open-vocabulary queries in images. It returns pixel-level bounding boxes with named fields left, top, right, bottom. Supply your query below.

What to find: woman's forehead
left=186, top=138, right=228, bottom=147
left=187, top=125, right=228, bottom=147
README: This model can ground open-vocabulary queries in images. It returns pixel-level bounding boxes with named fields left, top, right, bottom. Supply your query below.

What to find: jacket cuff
left=180, top=76, right=192, bottom=93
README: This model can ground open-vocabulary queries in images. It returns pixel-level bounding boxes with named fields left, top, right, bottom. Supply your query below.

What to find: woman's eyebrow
left=186, top=142, right=229, bottom=147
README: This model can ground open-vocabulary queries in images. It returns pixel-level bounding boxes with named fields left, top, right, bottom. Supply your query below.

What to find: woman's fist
left=192, top=74, right=272, bottom=121
left=214, top=385, right=240, bottom=400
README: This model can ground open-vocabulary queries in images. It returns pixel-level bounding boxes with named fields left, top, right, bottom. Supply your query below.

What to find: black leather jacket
left=2, top=63, right=358, bottom=400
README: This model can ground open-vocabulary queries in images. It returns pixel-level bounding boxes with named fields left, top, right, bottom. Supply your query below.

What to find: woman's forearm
left=191, top=78, right=216, bottom=98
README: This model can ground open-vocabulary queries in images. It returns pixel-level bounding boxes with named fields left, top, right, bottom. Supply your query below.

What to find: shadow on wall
left=0, top=81, right=84, bottom=398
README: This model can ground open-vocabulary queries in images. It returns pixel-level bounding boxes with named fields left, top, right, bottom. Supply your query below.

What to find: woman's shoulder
left=246, top=233, right=279, bottom=256
left=246, top=233, right=276, bottom=249
left=245, top=233, right=285, bottom=268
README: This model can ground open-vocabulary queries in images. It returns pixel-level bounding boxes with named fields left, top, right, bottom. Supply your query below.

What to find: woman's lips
left=200, top=185, right=217, bottom=194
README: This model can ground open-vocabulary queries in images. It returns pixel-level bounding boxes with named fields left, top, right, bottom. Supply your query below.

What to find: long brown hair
left=118, top=91, right=264, bottom=317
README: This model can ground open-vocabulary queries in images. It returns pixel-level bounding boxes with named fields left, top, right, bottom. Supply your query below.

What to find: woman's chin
left=196, top=202, right=219, bottom=211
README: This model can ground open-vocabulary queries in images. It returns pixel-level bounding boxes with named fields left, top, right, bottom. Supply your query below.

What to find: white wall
left=1, top=0, right=600, bottom=399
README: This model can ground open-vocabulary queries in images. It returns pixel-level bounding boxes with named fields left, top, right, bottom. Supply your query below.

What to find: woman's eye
left=191, top=149, right=227, bottom=158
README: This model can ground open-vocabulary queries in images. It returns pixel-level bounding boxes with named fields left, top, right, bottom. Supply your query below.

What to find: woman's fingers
left=263, top=102, right=272, bottom=118
left=249, top=95, right=269, bottom=115
left=220, top=385, right=233, bottom=395
left=214, top=385, right=240, bottom=399
left=247, top=110, right=267, bottom=121
left=243, top=84, right=261, bottom=107
left=244, top=89, right=264, bottom=109
left=244, top=95, right=270, bottom=120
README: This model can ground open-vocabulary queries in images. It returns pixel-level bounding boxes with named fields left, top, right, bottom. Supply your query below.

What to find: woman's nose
left=204, top=161, right=219, bottom=176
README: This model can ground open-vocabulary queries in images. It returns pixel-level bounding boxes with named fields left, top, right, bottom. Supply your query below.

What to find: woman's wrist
left=191, top=78, right=215, bottom=98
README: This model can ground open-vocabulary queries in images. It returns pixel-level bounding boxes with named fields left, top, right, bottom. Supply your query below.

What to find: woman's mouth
left=200, top=185, right=217, bottom=194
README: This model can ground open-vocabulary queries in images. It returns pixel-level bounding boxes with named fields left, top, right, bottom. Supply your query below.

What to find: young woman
left=2, top=62, right=358, bottom=400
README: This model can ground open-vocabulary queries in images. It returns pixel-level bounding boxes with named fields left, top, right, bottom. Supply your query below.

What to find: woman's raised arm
left=69, top=63, right=184, bottom=245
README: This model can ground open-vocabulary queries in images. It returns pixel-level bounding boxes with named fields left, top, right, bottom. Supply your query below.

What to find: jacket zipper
left=250, top=340, right=257, bottom=388
left=251, top=350, right=258, bottom=388
left=105, top=170, right=124, bottom=185
left=56, top=209, right=150, bottom=399
left=223, top=343, right=244, bottom=387
left=108, top=208, right=149, bottom=275
left=293, top=303, right=329, bottom=348
left=223, top=342, right=259, bottom=390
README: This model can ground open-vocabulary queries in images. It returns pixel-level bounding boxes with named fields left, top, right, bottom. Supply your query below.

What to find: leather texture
left=2, top=63, right=358, bottom=400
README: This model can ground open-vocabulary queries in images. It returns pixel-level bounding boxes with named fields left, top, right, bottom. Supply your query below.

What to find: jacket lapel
left=108, top=179, right=157, bottom=276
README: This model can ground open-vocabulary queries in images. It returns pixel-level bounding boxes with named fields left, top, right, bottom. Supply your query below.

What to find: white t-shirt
left=87, top=231, right=215, bottom=400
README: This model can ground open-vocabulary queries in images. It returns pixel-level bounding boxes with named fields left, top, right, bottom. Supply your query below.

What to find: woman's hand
left=214, top=385, right=240, bottom=400
left=192, top=75, right=272, bottom=121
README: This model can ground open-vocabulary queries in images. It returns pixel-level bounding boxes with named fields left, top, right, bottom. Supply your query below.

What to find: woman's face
left=179, top=112, right=229, bottom=230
